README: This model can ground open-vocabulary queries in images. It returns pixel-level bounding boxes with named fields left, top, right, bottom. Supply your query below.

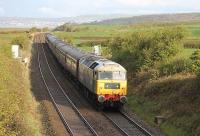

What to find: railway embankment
left=107, top=26, right=200, bottom=136
left=0, top=31, right=53, bottom=136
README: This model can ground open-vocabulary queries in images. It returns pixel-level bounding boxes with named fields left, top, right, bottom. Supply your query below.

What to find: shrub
left=11, top=35, right=29, bottom=50
left=159, top=59, right=192, bottom=76
left=54, top=24, right=90, bottom=32
left=29, top=27, right=40, bottom=33
left=190, top=49, right=200, bottom=76
left=190, top=49, right=200, bottom=60
left=108, top=26, right=186, bottom=73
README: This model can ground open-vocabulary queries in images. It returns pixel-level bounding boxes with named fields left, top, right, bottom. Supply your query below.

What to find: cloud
left=3, top=0, right=199, bottom=17
left=0, top=7, right=5, bottom=15
left=113, top=0, right=200, bottom=9
left=37, top=6, right=65, bottom=17
left=114, top=0, right=167, bottom=7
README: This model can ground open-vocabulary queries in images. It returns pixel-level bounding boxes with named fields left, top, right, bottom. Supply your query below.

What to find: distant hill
left=0, top=14, right=132, bottom=28
left=94, top=13, right=200, bottom=25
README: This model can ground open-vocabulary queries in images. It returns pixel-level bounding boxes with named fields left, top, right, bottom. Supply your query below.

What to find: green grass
left=127, top=73, right=199, bottom=136
left=186, top=24, right=200, bottom=37
left=161, top=123, right=188, bottom=136
left=127, top=95, right=159, bottom=126
left=0, top=31, right=41, bottom=136
left=128, top=95, right=190, bottom=136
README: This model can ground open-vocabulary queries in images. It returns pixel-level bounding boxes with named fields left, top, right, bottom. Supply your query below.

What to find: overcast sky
left=0, top=0, right=199, bottom=18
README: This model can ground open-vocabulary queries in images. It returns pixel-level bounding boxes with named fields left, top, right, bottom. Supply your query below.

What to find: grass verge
left=0, top=31, right=43, bottom=136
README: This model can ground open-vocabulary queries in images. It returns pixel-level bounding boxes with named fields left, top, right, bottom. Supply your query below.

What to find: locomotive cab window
left=113, top=71, right=126, bottom=80
left=98, top=71, right=126, bottom=80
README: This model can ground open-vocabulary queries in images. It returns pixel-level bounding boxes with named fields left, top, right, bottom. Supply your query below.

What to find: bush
left=190, top=50, right=200, bottom=76
left=159, top=59, right=192, bottom=76
left=54, top=24, right=89, bottom=32
left=108, top=26, right=186, bottom=72
left=190, top=49, right=200, bottom=60
left=11, top=35, right=29, bottom=50
left=29, top=27, right=40, bottom=33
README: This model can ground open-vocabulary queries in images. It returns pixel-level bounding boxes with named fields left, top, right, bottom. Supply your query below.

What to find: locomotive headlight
left=98, top=95, right=105, bottom=103
left=120, top=96, right=127, bottom=104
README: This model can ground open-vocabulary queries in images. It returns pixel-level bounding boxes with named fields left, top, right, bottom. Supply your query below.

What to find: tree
left=29, top=27, right=40, bottom=33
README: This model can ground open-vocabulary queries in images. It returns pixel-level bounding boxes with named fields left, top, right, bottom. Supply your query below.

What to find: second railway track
left=35, top=34, right=98, bottom=136
left=103, top=111, right=153, bottom=136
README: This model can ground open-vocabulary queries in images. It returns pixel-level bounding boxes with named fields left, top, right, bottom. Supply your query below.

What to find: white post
left=11, top=45, right=20, bottom=59
left=93, top=45, right=101, bottom=56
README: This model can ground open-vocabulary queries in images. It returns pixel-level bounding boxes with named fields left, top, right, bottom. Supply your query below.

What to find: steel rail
left=37, top=42, right=73, bottom=136
left=41, top=43, right=98, bottom=136
left=103, top=111, right=153, bottom=136
left=120, top=111, right=153, bottom=136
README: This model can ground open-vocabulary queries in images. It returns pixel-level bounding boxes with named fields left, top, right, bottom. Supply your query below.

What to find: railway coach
left=45, top=33, right=127, bottom=109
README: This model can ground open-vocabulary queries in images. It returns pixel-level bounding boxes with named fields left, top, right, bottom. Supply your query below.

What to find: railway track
left=35, top=34, right=98, bottom=136
left=103, top=111, right=153, bottom=136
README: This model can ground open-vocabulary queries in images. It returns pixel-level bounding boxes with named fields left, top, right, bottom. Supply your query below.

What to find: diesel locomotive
left=45, top=33, right=127, bottom=109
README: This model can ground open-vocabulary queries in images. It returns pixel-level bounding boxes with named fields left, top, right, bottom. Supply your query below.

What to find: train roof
left=46, top=33, right=86, bottom=60
left=58, top=45, right=86, bottom=60
left=95, top=60, right=126, bottom=72
left=79, top=55, right=126, bottom=71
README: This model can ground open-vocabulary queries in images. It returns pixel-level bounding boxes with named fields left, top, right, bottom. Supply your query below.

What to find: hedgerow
left=108, top=26, right=186, bottom=73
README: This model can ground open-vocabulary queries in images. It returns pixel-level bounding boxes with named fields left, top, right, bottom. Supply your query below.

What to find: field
left=53, top=23, right=200, bottom=136
left=53, top=23, right=200, bottom=51
left=0, top=30, right=42, bottom=136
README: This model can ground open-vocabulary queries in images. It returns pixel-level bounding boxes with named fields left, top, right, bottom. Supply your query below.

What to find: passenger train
left=45, top=33, right=127, bottom=109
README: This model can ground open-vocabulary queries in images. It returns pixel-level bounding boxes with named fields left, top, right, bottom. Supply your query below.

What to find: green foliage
left=29, top=27, right=40, bottom=33
left=108, top=26, right=186, bottom=72
left=190, top=49, right=200, bottom=76
left=54, top=23, right=89, bottom=32
left=190, top=49, right=200, bottom=60
left=42, top=27, right=49, bottom=32
left=161, top=122, right=189, bottom=136
left=129, top=73, right=200, bottom=136
left=11, top=35, right=29, bottom=49
left=159, top=59, right=192, bottom=76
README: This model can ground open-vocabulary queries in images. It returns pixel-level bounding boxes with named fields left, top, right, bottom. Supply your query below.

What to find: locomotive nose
left=98, top=95, right=105, bottom=103
left=120, top=96, right=127, bottom=104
